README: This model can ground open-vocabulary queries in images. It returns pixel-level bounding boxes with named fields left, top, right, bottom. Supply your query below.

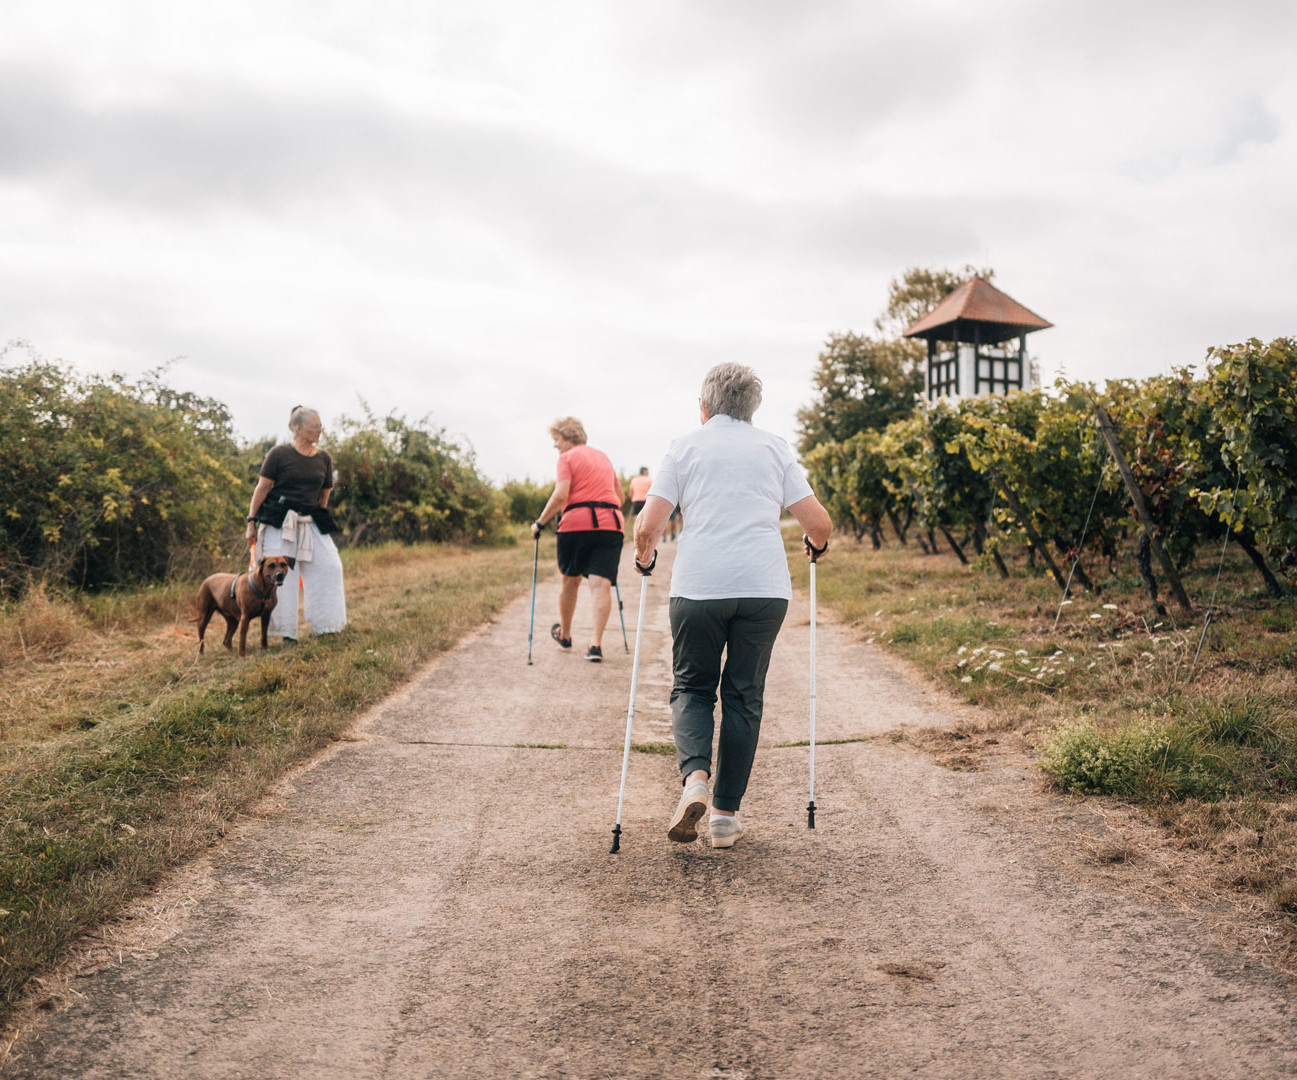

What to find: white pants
left=259, top=522, right=348, bottom=637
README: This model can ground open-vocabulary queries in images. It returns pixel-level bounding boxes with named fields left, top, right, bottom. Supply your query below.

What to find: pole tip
left=609, top=824, right=622, bottom=854
left=807, top=801, right=816, bottom=829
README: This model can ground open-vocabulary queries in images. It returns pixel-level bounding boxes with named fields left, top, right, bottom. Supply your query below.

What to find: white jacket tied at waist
left=259, top=510, right=316, bottom=563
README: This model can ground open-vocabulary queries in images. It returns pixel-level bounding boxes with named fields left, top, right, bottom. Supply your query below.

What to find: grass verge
left=0, top=535, right=550, bottom=1018
left=789, top=528, right=1297, bottom=936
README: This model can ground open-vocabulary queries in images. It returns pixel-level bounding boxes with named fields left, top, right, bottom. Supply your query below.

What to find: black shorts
left=631, top=500, right=646, bottom=514
left=557, top=529, right=624, bottom=584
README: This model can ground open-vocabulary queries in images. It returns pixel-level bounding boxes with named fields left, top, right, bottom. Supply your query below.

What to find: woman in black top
left=246, top=406, right=347, bottom=641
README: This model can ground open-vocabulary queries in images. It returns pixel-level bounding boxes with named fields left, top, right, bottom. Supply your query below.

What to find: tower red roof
left=903, top=277, right=1052, bottom=343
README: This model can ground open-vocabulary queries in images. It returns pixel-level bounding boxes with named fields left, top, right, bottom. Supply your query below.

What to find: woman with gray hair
left=246, top=406, right=348, bottom=642
left=634, top=363, right=831, bottom=848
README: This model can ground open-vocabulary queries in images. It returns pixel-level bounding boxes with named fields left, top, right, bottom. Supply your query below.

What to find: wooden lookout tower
left=903, top=276, right=1052, bottom=402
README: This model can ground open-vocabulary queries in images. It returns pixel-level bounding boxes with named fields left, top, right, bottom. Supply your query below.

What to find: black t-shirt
left=259, top=444, right=333, bottom=508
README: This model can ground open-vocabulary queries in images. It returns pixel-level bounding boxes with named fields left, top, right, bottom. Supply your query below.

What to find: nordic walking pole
left=526, top=526, right=541, bottom=665
left=614, top=581, right=629, bottom=653
left=611, top=549, right=656, bottom=853
left=804, top=534, right=828, bottom=828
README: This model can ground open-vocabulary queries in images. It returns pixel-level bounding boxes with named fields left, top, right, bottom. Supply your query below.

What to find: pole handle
left=803, top=534, right=828, bottom=562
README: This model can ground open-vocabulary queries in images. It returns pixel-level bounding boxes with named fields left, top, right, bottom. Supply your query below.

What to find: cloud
left=1, top=0, right=1295, bottom=484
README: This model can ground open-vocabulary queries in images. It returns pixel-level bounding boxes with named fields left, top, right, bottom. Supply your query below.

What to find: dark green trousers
left=668, top=596, right=788, bottom=812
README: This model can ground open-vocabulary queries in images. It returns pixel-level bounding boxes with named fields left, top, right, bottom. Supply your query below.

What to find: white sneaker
left=667, top=781, right=710, bottom=843
left=709, top=816, right=745, bottom=849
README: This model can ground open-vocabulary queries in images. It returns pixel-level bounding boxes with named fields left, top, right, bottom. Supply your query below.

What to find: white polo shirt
left=648, top=415, right=813, bottom=601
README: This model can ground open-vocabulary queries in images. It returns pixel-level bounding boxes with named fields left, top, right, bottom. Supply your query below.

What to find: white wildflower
left=1102, top=604, right=1118, bottom=611
left=960, top=675, right=972, bottom=683
left=1015, top=649, right=1028, bottom=656
left=1089, top=614, right=1102, bottom=620
left=957, top=645, right=967, bottom=655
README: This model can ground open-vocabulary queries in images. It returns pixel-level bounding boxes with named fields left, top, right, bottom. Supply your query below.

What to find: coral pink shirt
left=557, top=445, right=624, bottom=533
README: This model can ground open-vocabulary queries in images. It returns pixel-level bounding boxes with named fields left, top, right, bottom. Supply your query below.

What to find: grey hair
left=288, top=405, right=319, bottom=431
left=700, top=363, right=762, bottom=422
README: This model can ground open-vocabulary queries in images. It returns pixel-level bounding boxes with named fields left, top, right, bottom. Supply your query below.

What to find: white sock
left=710, top=814, right=736, bottom=826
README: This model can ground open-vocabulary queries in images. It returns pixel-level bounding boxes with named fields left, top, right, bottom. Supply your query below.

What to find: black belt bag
left=565, top=500, right=624, bottom=531
left=254, top=495, right=340, bottom=536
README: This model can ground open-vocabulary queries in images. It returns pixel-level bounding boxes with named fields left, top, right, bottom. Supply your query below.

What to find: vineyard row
left=802, top=337, right=1296, bottom=612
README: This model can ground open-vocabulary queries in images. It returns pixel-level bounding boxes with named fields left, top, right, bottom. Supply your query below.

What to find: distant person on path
left=627, top=467, right=652, bottom=517
left=666, top=504, right=682, bottom=542
left=532, top=417, right=625, bottom=663
left=634, top=364, right=831, bottom=848
left=247, top=406, right=347, bottom=643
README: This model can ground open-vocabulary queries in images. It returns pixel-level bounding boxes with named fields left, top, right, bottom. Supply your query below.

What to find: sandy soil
left=6, top=543, right=1297, bottom=1079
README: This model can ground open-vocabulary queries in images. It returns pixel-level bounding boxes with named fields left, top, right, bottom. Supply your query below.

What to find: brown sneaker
left=667, top=781, right=709, bottom=843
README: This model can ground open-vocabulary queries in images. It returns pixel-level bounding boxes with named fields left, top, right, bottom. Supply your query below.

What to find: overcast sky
left=4, top=1, right=1294, bottom=483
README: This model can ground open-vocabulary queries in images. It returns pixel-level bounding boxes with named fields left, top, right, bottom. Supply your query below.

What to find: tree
left=873, top=264, right=993, bottom=339
left=795, top=334, right=922, bottom=453
left=796, top=264, right=994, bottom=454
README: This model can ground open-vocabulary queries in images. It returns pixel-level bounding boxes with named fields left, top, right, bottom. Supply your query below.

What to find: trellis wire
left=1193, top=473, right=1244, bottom=666
left=1052, top=434, right=1109, bottom=632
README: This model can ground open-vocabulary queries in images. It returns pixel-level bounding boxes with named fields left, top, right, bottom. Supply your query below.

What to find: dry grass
left=788, top=530, right=1296, bottom=737
left=791, top=528, right=1297, bottom=940
left=0, top=534, right=551, bottom=1018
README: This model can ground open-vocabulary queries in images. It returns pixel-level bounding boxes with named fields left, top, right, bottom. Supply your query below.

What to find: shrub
left=0, top=347, right=245, bottom=594
left=500, top=478, right=550, bottom=524
left=1196, top=337, right=1297, bottom=585
left=325, top=407, right=506, bottom=545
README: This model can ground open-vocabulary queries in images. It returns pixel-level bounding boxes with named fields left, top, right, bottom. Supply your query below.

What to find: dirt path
left=7, top=544, right=1297, bottom=1079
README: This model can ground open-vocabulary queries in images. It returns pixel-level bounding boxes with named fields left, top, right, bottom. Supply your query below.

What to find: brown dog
left=195, top=556, right=295, bottom=657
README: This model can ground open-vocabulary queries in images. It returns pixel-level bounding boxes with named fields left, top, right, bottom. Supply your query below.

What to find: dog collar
left=232, top=572, right=268, bottom=600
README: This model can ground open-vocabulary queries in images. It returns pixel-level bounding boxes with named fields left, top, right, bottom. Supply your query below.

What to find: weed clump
left=1041, top=692, right=1297, bottom=803
left=1041, top=720, right=1228, bottom=800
